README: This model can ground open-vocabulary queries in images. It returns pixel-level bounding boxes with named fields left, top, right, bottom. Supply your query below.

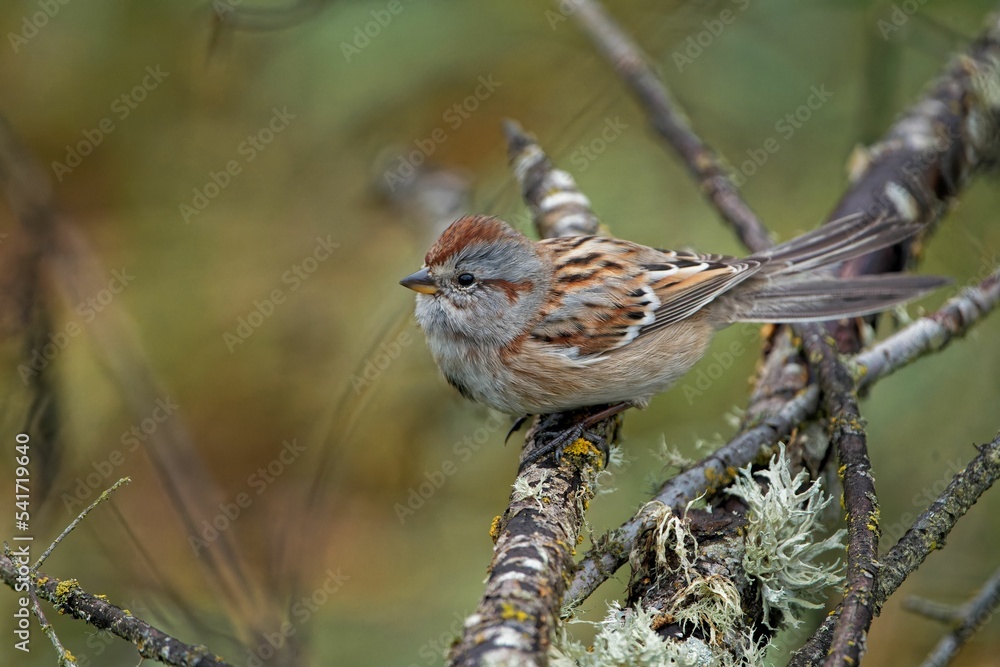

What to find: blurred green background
left=1, top=1, right=999, bottom=665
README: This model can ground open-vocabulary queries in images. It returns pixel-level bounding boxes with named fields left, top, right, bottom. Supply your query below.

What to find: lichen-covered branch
left=789, top=432, right=1000, bottom=666
left=0, top=555, right=233, bottom=667
left=565, top=384, right=819, bottom=607
left=459, top=7, right=1000, bottom=665
left=799, top=327, right=879, bottom=667
left=449, top=412, right=618, bottom=667
left=566, top=0, right=773, bottom=254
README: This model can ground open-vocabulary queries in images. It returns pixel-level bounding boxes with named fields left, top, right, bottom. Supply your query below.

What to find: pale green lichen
left=668, top=575, right=743, bottom=646
left=512, top=472, right=551, bottom=509
left=727, top=444, right=846, bottom=628
left=656, top=439, right=696, bottom=473
left=549, top=602, right=715, bottom=667
left=549, top=601, right=767, bottom=667
left=628, top=503, right=698, bottom=582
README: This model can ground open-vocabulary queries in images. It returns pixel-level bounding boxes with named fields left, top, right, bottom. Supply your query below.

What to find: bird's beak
left=400, top=267, right=438, bottom=294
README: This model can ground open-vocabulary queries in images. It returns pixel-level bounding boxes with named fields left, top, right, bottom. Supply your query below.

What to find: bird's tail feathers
left=728, top=274, right=949, bottom=323
left=755, top=213, right=924, bottom=276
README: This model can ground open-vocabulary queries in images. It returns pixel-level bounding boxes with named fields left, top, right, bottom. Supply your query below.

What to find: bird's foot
left=517, top=404, right=627, bottom=472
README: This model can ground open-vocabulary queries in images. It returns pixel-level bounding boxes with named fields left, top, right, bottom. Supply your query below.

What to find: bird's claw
left=518, top=419, right=608, bottom=472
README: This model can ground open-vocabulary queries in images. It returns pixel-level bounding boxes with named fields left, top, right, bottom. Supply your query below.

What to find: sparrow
left=401, top=214, right=945, bottom=460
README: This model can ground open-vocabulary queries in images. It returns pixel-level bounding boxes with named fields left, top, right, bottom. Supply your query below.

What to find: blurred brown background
left=1, top=1, right=999, bottom=665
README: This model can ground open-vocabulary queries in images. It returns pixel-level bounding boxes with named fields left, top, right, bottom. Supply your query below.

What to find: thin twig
left=917, top=565, right=1000, bottom=667
left=30, top=587, right=79, bottom=667
left=33, top=477, right=130, bottom=570
left=904, top=596, right=963, bottom=624
left=567, top=0, right=773, bottom=253
left=857, top=269, right=1000, bottom=391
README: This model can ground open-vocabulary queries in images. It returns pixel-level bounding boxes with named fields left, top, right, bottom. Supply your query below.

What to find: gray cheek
left=413, top=294, right=467, bottom=338
left=413, top=296, right=442, bottom=331
left=413, top=288, right=514, bottom=345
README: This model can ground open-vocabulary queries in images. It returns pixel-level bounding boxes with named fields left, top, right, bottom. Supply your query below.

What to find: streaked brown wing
left=531, top=237, right=760, bottom=359
left=640, top=251, right=761, bottom=333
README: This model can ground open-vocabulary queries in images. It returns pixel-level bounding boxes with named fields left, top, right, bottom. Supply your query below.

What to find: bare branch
left=916, top=565, right=1000, bottom=667
left=905, top=596, right=965, bottom=624
left=503, top=118, right=601, bottom=238
left=857, top=269, right=1000, bottom=391
left=567, top=0, right=773, bottom=253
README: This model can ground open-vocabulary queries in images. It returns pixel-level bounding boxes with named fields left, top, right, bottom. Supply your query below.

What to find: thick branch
left=800, top=327, right=879, bottom=667
left=448, top=412, right=617, bottom=667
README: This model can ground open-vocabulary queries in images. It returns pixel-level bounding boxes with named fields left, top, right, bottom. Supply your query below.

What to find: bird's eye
left=456, top=272, right=476, bottom=287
